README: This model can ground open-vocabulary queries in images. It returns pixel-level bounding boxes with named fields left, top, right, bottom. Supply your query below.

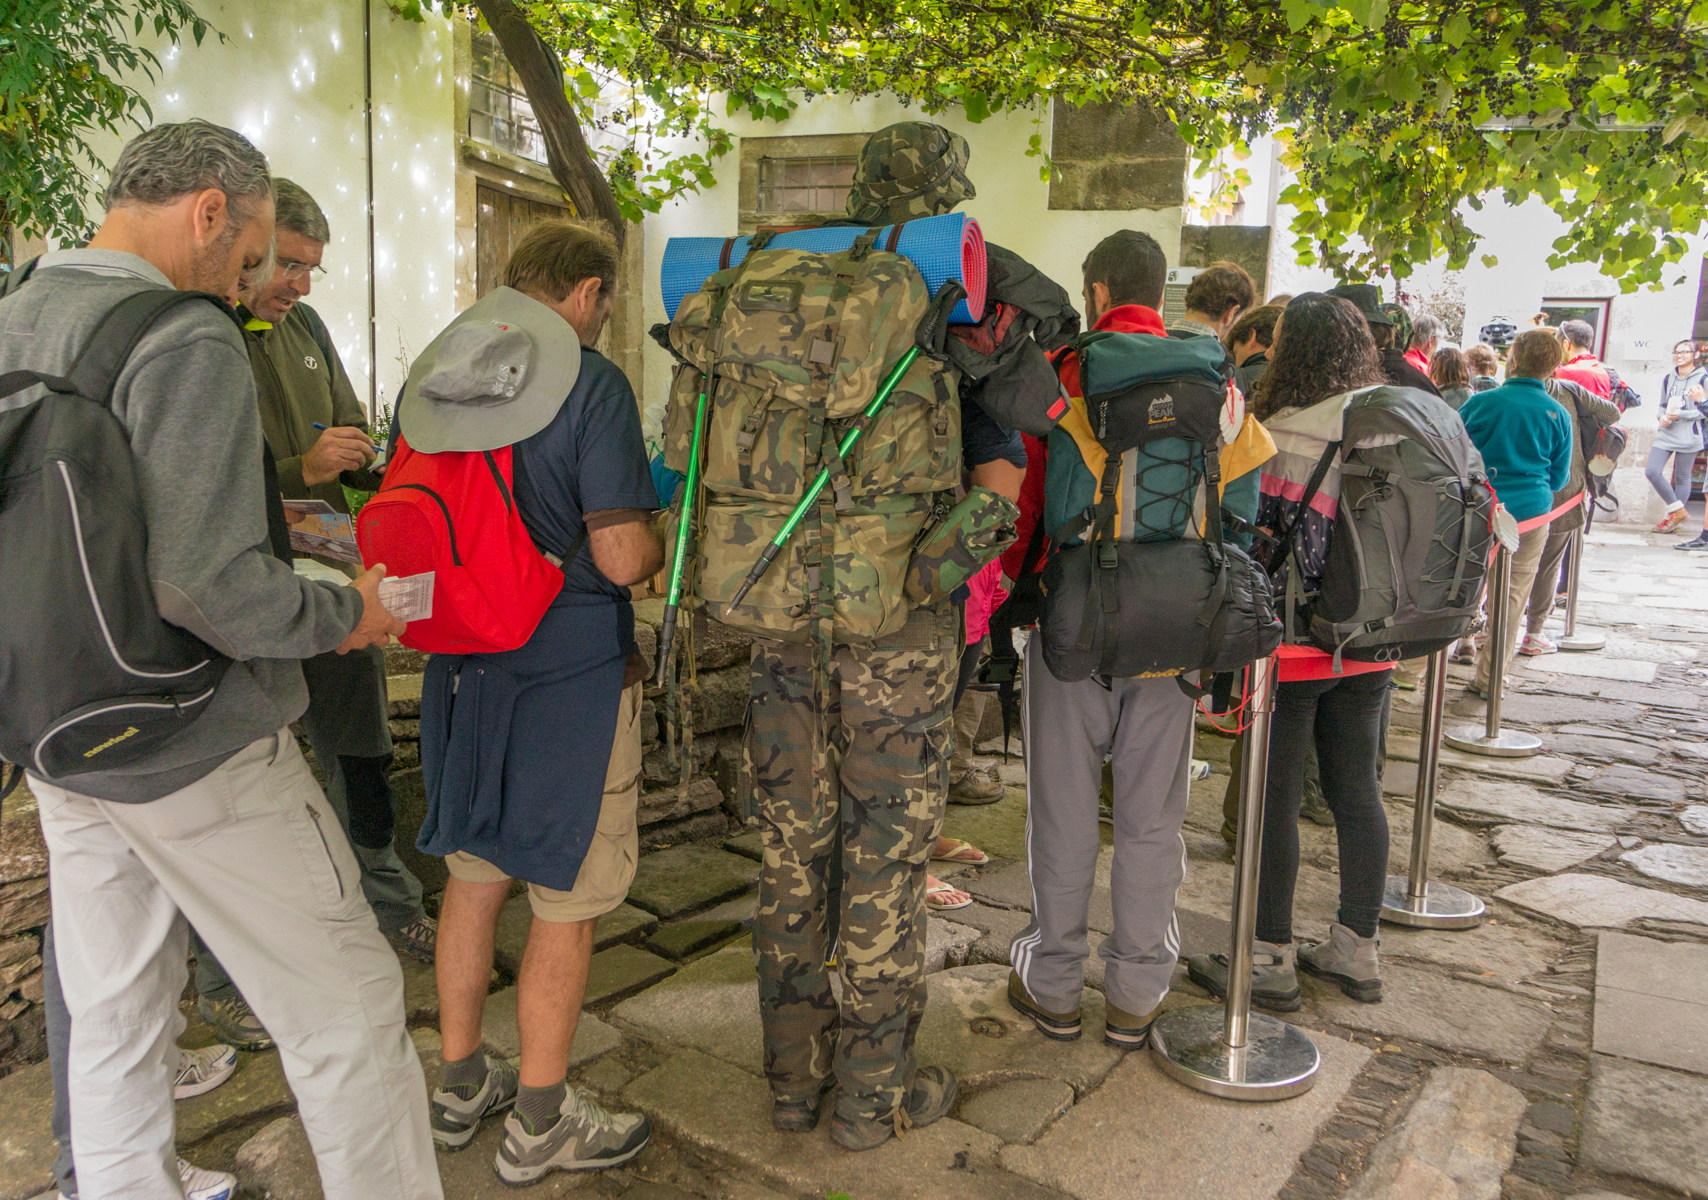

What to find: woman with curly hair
left=1430, top=346, right=1474, bottom=410
left=1189, top=293, right=1394, bottom=1012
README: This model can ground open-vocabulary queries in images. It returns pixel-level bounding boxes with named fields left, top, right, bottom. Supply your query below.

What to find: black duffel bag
left=1040, top=536, right=1282, bottom=686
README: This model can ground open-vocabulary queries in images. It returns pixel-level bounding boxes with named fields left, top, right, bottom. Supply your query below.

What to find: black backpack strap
left=1268, top=440, right=1341, bottom=560
left=66, top=289, right=241, bottom=408
left=0, top=256, right=38, bottom=299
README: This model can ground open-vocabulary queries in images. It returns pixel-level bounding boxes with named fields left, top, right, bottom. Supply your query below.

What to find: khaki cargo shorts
left=447, top=682, right=643, bottom=923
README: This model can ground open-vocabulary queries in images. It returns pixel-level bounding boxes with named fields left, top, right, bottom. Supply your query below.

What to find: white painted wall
left=637, top=95, right=1185, bottom=409
left=85, top=0, right=459, bottom=413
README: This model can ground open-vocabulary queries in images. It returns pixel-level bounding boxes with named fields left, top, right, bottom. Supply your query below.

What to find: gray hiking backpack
left=1280, top=385, right=1497, bottom=669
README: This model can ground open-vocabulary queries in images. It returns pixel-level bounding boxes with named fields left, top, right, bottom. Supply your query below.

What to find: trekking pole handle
left=656, top=376, right=712, bottom=687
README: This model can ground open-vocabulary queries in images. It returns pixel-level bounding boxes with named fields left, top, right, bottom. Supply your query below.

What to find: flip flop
left=930, top=838, right=990, bottom=866
left=926, top=881, right=973, bottom=911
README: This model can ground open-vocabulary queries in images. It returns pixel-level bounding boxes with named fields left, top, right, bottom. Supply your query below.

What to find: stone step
left=584, top=944, right=676, bottom=1008
left=626, top=844, right=758, bottom=921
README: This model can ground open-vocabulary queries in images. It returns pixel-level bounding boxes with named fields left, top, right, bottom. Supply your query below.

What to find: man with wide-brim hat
left=1327, top=283, right=1440, bottom=395
left=392, top=220, right=665, bottom=1186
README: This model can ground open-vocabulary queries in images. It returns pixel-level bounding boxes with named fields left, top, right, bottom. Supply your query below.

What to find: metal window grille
left=469, top=30, right=548, bottom=166
left=756, top=156, right=858, bottom=215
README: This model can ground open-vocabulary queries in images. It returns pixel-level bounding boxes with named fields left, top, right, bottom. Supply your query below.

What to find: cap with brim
left=398, top=286, right=581, bottom=453
left=1325, top=283, right=1394, bottom=326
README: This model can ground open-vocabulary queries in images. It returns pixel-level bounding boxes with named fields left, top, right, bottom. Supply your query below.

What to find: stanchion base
left=1557, top=633, right=1606, bottom=652
left=1444, top=726, right=1543, bottom=758
left=1150, top=1005, right=1321, bottom=1101
left=1380, top=876, right=1486, bottom=929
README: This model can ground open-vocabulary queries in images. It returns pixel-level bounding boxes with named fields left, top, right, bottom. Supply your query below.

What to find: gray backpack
left=1281, top=386, right=1497, bottom=669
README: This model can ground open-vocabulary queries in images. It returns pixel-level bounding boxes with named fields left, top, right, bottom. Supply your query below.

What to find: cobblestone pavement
left=1, top=524, right=1704, bottom=1200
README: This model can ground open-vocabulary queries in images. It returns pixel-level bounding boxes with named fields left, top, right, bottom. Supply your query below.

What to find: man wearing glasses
left=193, top=178, right=438, bottom=1052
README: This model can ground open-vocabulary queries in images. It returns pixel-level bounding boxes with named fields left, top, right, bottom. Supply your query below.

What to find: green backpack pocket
left=904, top=486, right=1021, bottom=607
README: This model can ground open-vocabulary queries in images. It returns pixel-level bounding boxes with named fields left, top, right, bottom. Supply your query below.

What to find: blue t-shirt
left=509, top=348, right=661, bottom=602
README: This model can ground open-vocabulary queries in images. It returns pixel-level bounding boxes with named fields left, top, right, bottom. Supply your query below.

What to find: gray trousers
left=34, top=732, right=440, bottom=1200
left=1009, top=637, right=1195, bottom=1017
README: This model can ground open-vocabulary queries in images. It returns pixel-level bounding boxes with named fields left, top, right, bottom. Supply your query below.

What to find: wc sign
left=1623, top=336, right=1659, bottom=358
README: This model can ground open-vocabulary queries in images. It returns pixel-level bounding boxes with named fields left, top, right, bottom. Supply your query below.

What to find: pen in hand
left=312, top=422, right=381, bottom=449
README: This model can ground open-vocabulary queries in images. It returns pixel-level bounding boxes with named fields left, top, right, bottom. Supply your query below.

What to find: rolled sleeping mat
left=660, top=212, right=987, bottom=326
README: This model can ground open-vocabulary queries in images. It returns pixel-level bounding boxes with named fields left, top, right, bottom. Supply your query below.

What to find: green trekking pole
left=655, top=372, right=712, bottom=687
left=725, top=279, right=966, bottom=616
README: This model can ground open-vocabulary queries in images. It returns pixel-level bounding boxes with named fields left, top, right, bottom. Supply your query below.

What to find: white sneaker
left=1189, top=759, right=1211, bottom=782
left=179, top=1158, right=236, bottom=1200
left=174, top=1043, right=238, bottom=1100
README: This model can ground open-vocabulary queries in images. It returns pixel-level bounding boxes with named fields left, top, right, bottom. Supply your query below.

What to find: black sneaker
left=1676, top=532, right=1708, bottom=551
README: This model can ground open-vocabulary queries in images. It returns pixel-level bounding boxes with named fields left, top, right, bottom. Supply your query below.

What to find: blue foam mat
left=660, top=212, right=984, bottom=326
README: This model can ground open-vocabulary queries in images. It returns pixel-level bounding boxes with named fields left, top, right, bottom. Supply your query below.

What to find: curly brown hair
left=1251, top=294, right=1385, bottom=418
left=1430, top=347, right=1471, bottom=390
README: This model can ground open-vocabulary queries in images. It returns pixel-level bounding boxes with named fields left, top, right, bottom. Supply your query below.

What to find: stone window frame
left=737, top=133, right=871, bottom=233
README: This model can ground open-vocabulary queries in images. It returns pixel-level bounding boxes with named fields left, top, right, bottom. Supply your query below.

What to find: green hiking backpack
left=658, top=232, right=1017, bottom=646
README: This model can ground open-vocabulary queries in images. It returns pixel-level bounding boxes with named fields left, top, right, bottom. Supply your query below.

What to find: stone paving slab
left=1526, top=655, right=1659, bottom=683
left=1492, top=825, right=1618, bottom=872
left=1684, top=804, right=1708, bottom=836
left=958, top=1079, right=1075, bottom=1145
left=1538, top=676, right=1703, bottom=709
left=1448, top=694, right=1646, bottom=727
left=585, top=944, right=677, bottom=1007
left=1437, top=780, right=1634, bottom=833
left=478, top=986, right=624, bottom=1064
left=1582, top=1052, right=1708, bottom=1198
left=1593, top=931, right=1708, bottom=1075
left=1386, top=735, right=1574, bottom=784
left=1378, top=915, right=1569, bottom=990
left=1305, top=963, right=1554, bottom=1064
left=999, top=1031, right=1370, bottom=1200
left=1342, top=1067, right=1525, bottom=1200
left=626, top=844, right=759, bottom=920
left=1621, top=843, right=1708, bottom=886
left=0, top=1060, right=54, bottom=1200
left=1578, top=765, right=1688, bottom=804
left=608, top=946, right=764, bottom=1071
left=941, top=790, right=1029, bottom=863
left=920, top=964, right=1122, bottom=1091
left=626, top=1049, right=1061, bottom=1200
left=1497, top=873, right=1708, bottom=928
left=176, top=1050, right=294, bottom=1147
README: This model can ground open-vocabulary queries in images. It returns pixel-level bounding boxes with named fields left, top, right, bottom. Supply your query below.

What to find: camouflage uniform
left=749, top=602, right=958, bottom=1121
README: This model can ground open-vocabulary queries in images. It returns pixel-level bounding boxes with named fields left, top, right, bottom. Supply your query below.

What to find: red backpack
left=355, top=435, right=567, bottom=654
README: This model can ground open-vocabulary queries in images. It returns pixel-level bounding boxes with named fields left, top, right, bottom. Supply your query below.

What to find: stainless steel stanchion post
left=1556, top=523, right=1605, bottom=652
left=1382, top=649, right=1485, bottom=928
left=1152, top=656, right=1321, bottom=1100
left=1445, top=541, right=1542, bottom=758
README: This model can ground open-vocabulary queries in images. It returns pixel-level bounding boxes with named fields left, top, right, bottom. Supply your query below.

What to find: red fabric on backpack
left=355, top=435, right=562, bottom=654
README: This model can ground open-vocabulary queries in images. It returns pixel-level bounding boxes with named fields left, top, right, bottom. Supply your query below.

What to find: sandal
left=930, top=838, right=990, bottom=866
left=926, top=880, right=973, bottom=911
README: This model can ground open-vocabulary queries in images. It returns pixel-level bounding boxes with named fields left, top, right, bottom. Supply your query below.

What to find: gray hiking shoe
left=829, top=1066, right=958, bottom=1152
left=1299, top=786, right=1336, bottom=827
left=196, top=993, right=272, bottom=1052
left=385, top=913, right=438, bottom=964
left=1186, top=941, right=1302, bottom=1012
left=494, top=1087, right=649, bottom=1182
left=949, top=770, right=1004, bottom=804
left=432, top=1058, right=520, bottom=1150
left=1298, top=922, right=1383, bottom=1003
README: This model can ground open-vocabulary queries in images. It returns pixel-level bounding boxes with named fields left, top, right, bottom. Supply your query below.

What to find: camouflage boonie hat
left=845, top=122, right=976, bottom=225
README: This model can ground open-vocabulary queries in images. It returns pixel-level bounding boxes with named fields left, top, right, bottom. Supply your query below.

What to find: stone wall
left=0, top=782, right=52, bottom=1078
left=1048, top=101, right=1188, bottom=212
left=1180, top=225, right=1274, bottom=301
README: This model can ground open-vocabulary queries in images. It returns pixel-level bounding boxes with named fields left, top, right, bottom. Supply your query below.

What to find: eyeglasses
left=275, top=260, right=326, bottom=283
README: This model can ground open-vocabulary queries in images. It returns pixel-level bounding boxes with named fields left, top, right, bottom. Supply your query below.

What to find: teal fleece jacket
left=1458, top=376, right=1573, bottom=522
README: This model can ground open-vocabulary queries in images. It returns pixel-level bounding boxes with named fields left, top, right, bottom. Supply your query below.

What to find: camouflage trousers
left=748, top=603, right=957, bottom=1122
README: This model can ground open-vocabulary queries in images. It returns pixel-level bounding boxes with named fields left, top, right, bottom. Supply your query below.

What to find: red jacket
left=1555, top=353, right=1612, bottom=400
left=999, top=304, right=1168, bottom=579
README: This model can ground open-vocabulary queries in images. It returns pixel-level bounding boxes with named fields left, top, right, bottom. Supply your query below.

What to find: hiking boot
left=772, top=1077, right=835, bottom=1132
left=1676, top=531, right=1708, bottom=551
left=1186, top=941, right=1301, bottom=1012
left=1006, top=970, right=1081, bottom=1040
left=431, top=1057, right=520, bottom=1150
left=1298, top=922, right=1383, bottom=1003
left=1519, top=632, right=1559, bottom=656
left=949, top=770, right=1004, bottom=805
left=173, top=1043, right=238, bottom=1101
left=1654, top=509, right=1688, bottom=534
left=828, top=1066, right=958, bottom=1152
left=1299, top=787, right=1336, bottom=827
left=385, top=913, right=438, bottom=963
left=196, top=993, right=272, bottom=1052
left=1103, top=999, right=1161, bottom=1050
left=494, top=1087, right=650, bottom=1182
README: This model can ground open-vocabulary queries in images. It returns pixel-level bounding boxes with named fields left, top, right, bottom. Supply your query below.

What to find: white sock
left=1667, top=500, right=1686, bottom=513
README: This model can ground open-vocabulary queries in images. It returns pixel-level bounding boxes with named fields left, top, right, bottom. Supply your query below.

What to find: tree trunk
left=469, top=0, right=625, bottom=247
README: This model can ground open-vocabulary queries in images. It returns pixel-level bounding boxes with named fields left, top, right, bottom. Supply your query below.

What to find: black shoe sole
left=1186, top=961, right=1303, bottom=1013
left=1006, top=991, right=1082, bottom=1040
left=1298, top=960, right=1383, bottom=1003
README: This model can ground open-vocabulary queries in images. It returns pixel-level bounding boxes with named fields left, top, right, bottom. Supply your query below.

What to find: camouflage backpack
left=658, top=230, right=1017, bottom=646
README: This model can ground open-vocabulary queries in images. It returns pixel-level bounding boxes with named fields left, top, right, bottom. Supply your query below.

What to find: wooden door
left=475, top=185, right=574, bottom=298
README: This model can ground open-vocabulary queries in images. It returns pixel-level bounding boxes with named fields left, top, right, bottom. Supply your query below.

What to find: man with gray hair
left=1405, top=312, right=1444, bottom=375
left=182, top=178, right=439, bottom=1057
left=0, top=120, right=438, bottom=1200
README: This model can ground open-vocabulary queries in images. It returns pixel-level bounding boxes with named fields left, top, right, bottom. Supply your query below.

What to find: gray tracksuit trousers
left=1009, top=637, right=1195, bottom=1017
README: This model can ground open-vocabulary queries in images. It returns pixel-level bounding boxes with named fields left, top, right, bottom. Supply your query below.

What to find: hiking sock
left=516, top=1080, right=569, bottom=1135
left=442, top=1050, right=491, bottom=1101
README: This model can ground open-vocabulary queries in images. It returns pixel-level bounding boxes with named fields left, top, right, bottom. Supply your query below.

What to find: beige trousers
left=34, top=732, right=441, bottom=1200
left=1474, top=521, right=1552, bottom=692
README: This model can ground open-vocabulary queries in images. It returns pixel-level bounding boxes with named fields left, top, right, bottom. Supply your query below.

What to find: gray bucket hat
left=397, top=286, right=581, bottom=453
